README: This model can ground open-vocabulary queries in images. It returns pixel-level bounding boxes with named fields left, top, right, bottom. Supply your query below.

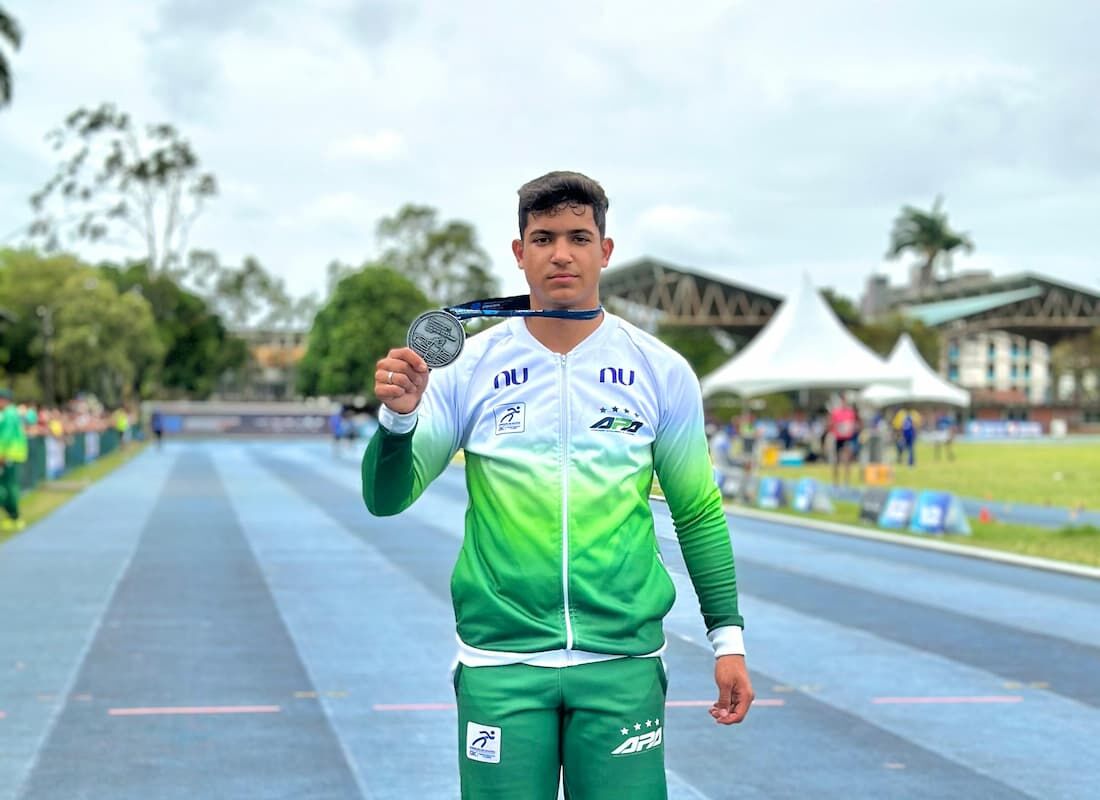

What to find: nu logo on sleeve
left=466, top=721, right=501, bottom=763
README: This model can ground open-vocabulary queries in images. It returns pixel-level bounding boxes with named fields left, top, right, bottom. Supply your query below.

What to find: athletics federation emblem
left=493, top=403, right=525, bottom=435
left=466, top=722, right=502, bottom=763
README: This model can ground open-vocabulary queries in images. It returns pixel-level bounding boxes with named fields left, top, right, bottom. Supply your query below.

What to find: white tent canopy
left=861, top=333, right=971, bottom=407
left=700, top=274, right=911, bottom=398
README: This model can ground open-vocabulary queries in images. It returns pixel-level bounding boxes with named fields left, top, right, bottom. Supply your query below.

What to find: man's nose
left=551, top=238, right=572, bottom=263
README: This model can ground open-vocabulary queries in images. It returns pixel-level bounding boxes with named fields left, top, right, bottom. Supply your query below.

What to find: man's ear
left=511, top=239, right=524, bottom=266
left=601, top=236, right=614, bottom=268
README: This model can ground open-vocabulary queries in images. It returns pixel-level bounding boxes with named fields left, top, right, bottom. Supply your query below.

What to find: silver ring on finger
left=387, top=370, right=394, bottom=384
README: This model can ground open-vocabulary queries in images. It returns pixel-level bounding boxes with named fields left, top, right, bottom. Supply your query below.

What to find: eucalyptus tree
left=29, top=103, right=217, bottom=273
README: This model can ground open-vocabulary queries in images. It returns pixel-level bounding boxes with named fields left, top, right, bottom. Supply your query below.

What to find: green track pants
left=0, top=463, right=20, bottom=520
left=454, top=657, right=669, bottom=799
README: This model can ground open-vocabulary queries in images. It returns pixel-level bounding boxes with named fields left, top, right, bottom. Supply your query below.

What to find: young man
left=0, top=388, right=28, bottom=532
left=362, top=171, right=753, bottom=799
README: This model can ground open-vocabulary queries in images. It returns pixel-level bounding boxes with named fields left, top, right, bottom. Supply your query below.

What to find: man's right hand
left=374, top=347, right=431, bottom=415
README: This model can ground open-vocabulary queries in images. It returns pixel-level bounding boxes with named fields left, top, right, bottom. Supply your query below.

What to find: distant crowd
left=709, top=394, right=961, bottom=494
left=15, top=399, right=137, bottom=443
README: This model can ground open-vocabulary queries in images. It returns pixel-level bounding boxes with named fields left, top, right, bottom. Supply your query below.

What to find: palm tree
left=886, top=196, right=974, bottom=291
left=0, top=5, right=21, bottom=108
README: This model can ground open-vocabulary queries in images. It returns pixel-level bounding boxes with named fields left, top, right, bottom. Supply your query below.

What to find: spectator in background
left=114, top=407, right=130, bottom=448
left=738, top=411, right=757, bottom=463
left=933, top=410, right=957, bottom=462
left=0, top=388, right=29, bottom=532
left=892, top=407, right=922, bottom=467
left=150, top=409, right=164, bottom=450
left=778, top=418, right=794, bottom=451
left=827, top=393, right=859, bottom=486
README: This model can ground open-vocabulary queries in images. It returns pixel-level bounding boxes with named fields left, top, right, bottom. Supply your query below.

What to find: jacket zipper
left=559, top=353, right=574, bottom=650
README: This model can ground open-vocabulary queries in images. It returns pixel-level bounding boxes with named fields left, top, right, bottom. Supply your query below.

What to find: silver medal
left=407, top=310, right=466, bottom=368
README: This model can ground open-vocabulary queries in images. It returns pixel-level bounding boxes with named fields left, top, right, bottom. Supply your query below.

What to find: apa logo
left=611, top=725, right=663, bottom=756
left=590, top=405, right=645, bottom=435
left=599, top=367, right=635, bottom=385
left=494, top=368, right=529, bottom=390
left=591, top=416, right=644, bottom=435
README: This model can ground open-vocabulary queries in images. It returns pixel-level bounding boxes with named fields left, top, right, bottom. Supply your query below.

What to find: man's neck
left=523, top=311, right=605, bottom=355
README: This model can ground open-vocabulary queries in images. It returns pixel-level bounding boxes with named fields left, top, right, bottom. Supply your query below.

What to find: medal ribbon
left=443, top=295, right=602, bottom=321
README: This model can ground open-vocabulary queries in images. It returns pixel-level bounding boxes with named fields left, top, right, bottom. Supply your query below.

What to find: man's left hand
left=710, top=654, right=754, bottom=725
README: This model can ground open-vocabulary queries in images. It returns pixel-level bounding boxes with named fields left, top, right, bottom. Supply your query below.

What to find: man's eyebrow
left=527, top=227, right=596, bottom=237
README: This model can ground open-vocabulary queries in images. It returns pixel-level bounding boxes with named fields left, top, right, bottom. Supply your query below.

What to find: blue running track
left=1, top=440, right=1098, bottom=799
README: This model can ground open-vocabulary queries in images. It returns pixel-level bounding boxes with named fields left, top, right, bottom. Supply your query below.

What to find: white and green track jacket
left=362, top=312, right=744, bottom=663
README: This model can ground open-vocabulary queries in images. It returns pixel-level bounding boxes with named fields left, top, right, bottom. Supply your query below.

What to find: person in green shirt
left=0, top=388, right=29, bottom=532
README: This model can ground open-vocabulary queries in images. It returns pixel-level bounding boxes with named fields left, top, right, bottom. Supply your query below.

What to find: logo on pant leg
left=611, top=718, right=663, bottom=755
left=466, top=721, right=501, bottom=763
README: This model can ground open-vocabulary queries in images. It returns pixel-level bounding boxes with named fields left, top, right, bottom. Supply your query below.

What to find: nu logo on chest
left=493, top=368, right=529, bottom=389
left=599, top=367, right=635, bottom=385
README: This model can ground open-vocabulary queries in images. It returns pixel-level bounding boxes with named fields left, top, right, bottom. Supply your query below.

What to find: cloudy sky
left=2, top=0, right=1099, bottom=307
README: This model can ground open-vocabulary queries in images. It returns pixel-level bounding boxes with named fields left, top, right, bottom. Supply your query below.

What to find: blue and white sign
left=793, top=478, right=817, bottom=512
left=757, top=477, right=785, bottom=510
left=84, top=431, right=100, bottom=462
left=792, top=478, right=834, bottom=513
left=910, top=491, right=971, bottom=535
left=965, top=420, right=1043, bottom=439
left=45, top=437, right=66, bottom=479
left=877, top=488, right=916, bottom=529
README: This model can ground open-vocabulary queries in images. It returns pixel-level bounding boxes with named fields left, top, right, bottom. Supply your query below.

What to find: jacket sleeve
left=652, top=358, right=744, bottom=633
left=361, top=368, right=463, bottom=517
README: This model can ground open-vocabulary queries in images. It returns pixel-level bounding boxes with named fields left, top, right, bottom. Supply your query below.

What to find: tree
left=887, top=196, right=974, bottom=290
left=0, top=248, right=86, bottom=403
left=185, top=250, right=317, bottom=331
left=656, top=324, right=733, bottom=379
left=51, top=273, right=163, bottom=406
left=820, top=288, right=862, bottom=329
left=822, top=287, right=941, bottom=367
left=376, top=205, right=499, bottom=305
left=297, top=264, right=432, bottom=398
left=101, top=261, right=249, bottom=399
left=1051, top=329, right=1100, bottom=404
left=29, top=103, right=217, bottom=272
left=0, top=249, right=163, bottom=406
left=0, top=5, right=20, bottom=109
left=858, top=314, right=942, bottom=368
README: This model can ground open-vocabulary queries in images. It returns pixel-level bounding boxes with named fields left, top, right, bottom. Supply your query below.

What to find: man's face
left=511, top=203, right=613, bottom=310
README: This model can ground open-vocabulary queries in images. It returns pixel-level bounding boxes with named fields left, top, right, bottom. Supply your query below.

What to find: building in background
left=862, top=269, right=1100, bottom=427
left=229, top=328, right=308, bottom=401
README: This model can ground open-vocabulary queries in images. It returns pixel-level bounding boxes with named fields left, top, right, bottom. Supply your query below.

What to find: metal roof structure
left=601, top=259, right=1099, bottom=347
left=600, top=257, right=782, bottom=336
left=899, top=273, right=1100, bottom=343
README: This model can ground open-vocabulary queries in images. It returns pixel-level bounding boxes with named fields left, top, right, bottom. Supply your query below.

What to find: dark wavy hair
left=517, top=171, right=609, bottom=238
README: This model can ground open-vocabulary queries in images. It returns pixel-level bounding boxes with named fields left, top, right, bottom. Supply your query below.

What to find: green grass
left=1, top=442, right=148, bottom=546
left=758, top=439, right=1100, bottom=510
left=758, top=499, right=1100, bottom=568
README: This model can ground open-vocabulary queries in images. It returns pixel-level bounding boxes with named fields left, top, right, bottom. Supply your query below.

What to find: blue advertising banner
left=965, top=420, right=1043, bottom=439
left=793, top=478, right=817, bottom=512
left=757, top=476, right=785, bottom=509
left=877, top=488, right=916, bottom=529
left=910, top=491, right=950, bottom=533
left=910, top=490, right=971, bottom=535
